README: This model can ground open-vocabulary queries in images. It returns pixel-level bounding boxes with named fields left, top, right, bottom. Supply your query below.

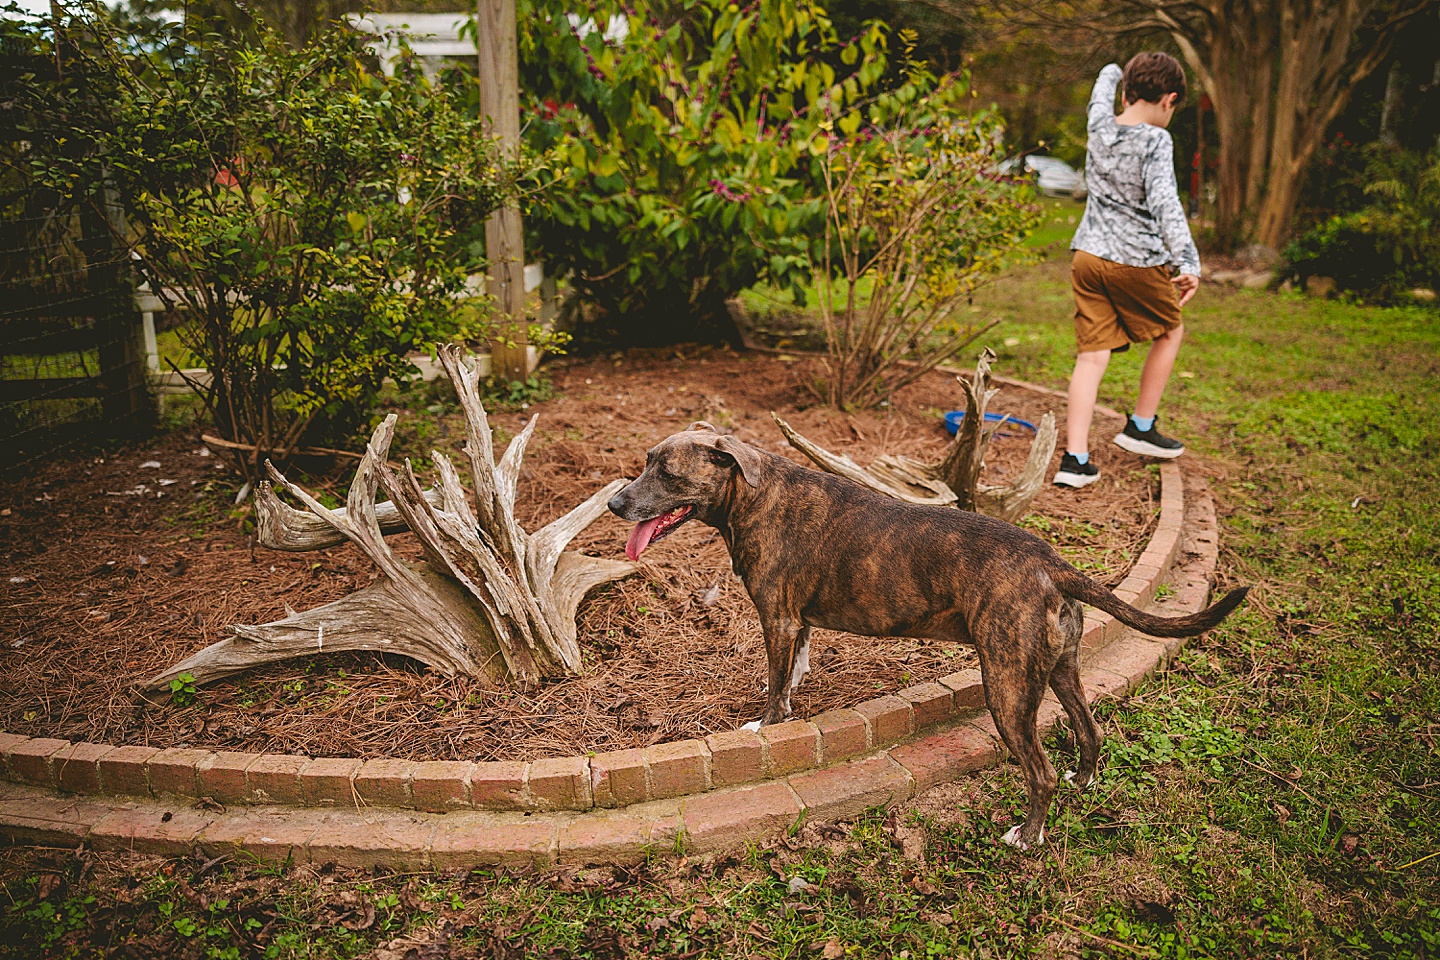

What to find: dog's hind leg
left=1050, top=598, right=1101, bottom=789
left=976, top=610, right=1062, bottom=851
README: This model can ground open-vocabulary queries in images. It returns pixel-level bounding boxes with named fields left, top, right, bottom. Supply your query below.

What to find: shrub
left=802, top=70, right=1040, bottom=408
left=517, top=0, right=890, bottom=346
left=1285, top=146, right=1440, bottom=303
left=9, top=7, right=520, bottom=479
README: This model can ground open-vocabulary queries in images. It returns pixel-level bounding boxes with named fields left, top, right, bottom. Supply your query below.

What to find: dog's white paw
left=1000, top=824, right=1045, bottom=851
left=740, top=720, right=762, bottom=733
left=1063, top=770, right=1099, bottom=791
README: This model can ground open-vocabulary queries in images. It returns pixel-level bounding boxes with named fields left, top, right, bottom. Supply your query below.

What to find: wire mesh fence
left=0, top=199, right=152, bottom=475
left=1, top=42, right=154, bottom=477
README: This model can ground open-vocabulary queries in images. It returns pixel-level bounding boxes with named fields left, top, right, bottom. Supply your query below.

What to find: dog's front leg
left=743, top=616, right=804, bottom=730
left=785, top=627, right=812, bottom=709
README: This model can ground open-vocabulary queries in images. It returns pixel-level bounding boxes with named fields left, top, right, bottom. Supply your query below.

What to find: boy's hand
left=1172, top=273, right=1200, bottom=306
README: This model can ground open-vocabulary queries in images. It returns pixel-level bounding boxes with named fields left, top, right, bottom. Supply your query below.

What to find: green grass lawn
left=3, top=246, right=1439, bottom=958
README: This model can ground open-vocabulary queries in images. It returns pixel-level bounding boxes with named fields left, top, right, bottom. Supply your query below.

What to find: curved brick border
left=0, top=462, right=1185, bottom=813
left=0, top=456, right=1178, bottom=814
left=0, top=385, right=1226, bottom=867
left=0, top=460, right=1221, bottom=869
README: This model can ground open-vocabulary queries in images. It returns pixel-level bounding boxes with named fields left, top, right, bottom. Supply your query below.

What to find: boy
left=1053, top=52, right=1201, bottom=489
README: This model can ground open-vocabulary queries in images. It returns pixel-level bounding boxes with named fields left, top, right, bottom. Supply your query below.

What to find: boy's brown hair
left=1123, top=52, right=1187, bottom=106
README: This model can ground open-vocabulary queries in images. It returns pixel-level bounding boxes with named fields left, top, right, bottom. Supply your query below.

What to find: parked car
left=997, top=155, right=1088, bottom=200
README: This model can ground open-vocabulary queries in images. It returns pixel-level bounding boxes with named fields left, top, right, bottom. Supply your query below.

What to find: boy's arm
left=1087, top=64, right=1123, bottom=132
left=1143, top=133, right=1202, bottom=279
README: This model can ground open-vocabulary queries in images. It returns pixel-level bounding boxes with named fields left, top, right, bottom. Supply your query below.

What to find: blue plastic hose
left=944, top=410, right=1039, bottom=437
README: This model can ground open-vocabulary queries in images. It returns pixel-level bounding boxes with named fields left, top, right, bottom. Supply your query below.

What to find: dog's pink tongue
left=625, top=517, right=664, bottom=561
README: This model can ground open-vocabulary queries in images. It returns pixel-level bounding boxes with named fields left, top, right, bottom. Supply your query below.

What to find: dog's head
left=607, top=421, right=762, bottom=560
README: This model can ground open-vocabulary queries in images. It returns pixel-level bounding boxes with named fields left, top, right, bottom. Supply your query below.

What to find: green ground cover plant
left=1, top=253, right=1437, bottom=957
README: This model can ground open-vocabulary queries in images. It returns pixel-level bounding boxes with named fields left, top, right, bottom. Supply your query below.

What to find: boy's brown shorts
left=1071, top=249, right=1182, bottom=353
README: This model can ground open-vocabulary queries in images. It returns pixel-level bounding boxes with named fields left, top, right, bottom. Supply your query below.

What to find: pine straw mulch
left=0, top=347, right=1159, bottom=762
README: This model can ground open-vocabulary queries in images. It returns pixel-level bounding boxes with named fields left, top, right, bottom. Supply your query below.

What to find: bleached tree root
left=773, top=350, right=1057, bottom=524
left=148, top=345, right=637, bottom=690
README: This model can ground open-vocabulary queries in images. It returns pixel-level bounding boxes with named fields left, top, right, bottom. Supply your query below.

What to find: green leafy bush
left=9, top=7, right=519, bottom=478
left=1285, top=146, right=1440, bottom=304
left=801, top=70, right=1039, bottom=407
left=517, top=0, right=890, bottom=345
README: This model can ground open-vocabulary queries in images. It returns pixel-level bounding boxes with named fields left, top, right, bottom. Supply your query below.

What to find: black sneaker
left=1113, top=417, right=1185, bottom=459
left=1053, top=453, right=1100, bottom=488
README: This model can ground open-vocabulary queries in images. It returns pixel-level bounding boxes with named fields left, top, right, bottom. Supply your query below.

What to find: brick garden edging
left=0, top=450, right=1224, bottom=868
left=0, top=460, right=1181, bottom=813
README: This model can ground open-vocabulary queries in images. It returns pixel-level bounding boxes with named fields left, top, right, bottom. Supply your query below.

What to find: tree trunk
left=1161, top=0, right=1425, bottom=249
left=479, top=0, right=531, bottom=382
left=149, top=345, right=636, bottom=690
left=1378, top=61, right=1404, bottom=145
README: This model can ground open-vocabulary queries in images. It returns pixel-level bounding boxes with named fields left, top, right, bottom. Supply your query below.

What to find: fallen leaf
left=822, top=939, right=844, bottom=959
left=1132, top=898, right=1176, bottom=924
left=908, top=875, right=938, bottom=896
left=339, top=900, right=376, bottom=931
left=1086, top=806, right=1122, bottom=835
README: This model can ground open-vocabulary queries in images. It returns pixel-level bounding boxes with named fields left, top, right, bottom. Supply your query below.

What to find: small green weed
left=482, top=373, right=556, bottom=411
left=168, top=672, right=198, bottom=707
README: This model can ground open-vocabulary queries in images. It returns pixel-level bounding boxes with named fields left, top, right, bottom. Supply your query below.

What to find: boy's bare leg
left=1065, top=348, right=1112, bottom=454
left=1134, top=324, right=1185, bottom=420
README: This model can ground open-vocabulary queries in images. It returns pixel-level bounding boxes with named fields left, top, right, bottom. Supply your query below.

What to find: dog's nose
left=607, top=492, right=626, bottom=516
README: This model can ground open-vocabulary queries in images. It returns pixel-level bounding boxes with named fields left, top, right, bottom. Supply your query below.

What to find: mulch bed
left=0, top=347, right=1158, bottom=762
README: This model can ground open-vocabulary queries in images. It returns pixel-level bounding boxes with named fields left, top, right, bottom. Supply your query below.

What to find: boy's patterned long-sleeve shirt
left=1070, top=64, right=1202, bottom=278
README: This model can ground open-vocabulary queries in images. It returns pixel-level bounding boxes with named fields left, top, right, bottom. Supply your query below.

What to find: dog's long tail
left=1055, top=567, right=1250, bottom=638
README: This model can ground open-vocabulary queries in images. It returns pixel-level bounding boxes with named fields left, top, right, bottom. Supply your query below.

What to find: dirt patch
left=0, top=348, right=1157, bottom=761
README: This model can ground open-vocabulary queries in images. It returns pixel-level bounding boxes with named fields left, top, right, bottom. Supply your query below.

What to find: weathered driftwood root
left=253, top=482, right=444, bottom=551
left=773, top=349, right=1057, bottom=524
left=149, top=345, right=636, bottom=690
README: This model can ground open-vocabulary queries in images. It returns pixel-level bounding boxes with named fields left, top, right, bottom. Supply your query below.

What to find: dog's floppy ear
left=688, top=420, right=717, bottom=433
left=713, top=435, right=762, bottom=488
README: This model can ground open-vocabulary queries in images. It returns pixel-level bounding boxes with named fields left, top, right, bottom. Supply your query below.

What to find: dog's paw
left=740, top=720, right=762, bottom=733
left=1000, top=824, right=1045, bottom=851
left=1063, top=770, right=1099, bottom=791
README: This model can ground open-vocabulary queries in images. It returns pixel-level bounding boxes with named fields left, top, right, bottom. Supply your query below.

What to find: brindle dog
left=608, top=422, right=1248, bottom=849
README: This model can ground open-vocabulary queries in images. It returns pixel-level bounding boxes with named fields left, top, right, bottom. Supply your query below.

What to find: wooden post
left=477, top=0, right=530, bottom=382
left=81, top=194, right=151, bottom=431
